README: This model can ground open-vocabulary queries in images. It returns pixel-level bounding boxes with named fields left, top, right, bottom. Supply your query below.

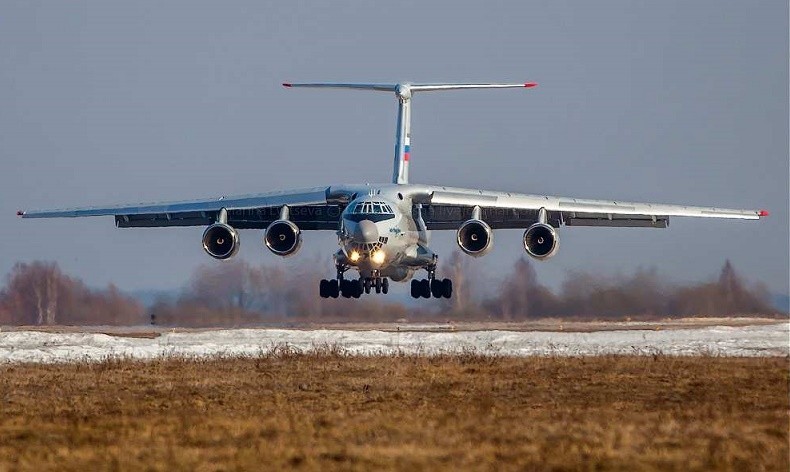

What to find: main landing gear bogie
left=411, top=278, right=452, bottom=299
left=319, top=276, right=389, bottom=298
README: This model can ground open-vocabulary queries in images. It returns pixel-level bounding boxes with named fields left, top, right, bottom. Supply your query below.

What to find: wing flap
left=115, top=204, right=343, bottom=230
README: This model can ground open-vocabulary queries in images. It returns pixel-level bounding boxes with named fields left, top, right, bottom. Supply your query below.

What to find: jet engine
left=523, top=223, right=559, bottom=260
left=265, top=220, right=302, bottom=256
left=202, top=223, right=240, bottom=260
left=457, top=219, right=493, bottom=257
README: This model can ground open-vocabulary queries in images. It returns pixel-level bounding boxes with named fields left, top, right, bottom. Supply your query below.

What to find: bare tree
left=436, top=251, right=481, bottom=316
left=2, top=262, right=62, bottom=325
left=0, top=261, right=144, bottom=325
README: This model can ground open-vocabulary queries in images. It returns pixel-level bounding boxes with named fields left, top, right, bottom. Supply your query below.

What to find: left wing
left=413, top=186, right=767, bottom=230
left=18, top=187, right=344, bottom=230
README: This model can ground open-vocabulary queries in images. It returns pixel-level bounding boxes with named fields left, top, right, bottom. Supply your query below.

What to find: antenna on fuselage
left=282, top=81, right=537, bottom=185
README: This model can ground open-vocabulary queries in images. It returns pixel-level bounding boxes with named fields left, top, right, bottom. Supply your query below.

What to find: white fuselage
left=336, top=191, right=433, bottom=282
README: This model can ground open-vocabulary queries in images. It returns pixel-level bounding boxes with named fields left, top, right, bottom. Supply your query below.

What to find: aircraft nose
left=353, top=219, right=379, bottom=243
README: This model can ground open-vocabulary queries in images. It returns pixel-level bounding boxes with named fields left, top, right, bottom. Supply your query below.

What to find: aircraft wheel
left=319, top=279, right=328, bottom=298
left=329, top=279, right=339, bottom=298
left=421, top=279, right=431, bottom=298
left=340, top=280, right=352, bottom=298
left=410, top=279, right=420, bottom=298
left=430, top=279, right=443, bottom=298
left=353, top=279, right=363, bottom=298
left=442, top=278, right=452, bottom=299
left=382, top=278, right=389, bottom=294
left=364, top=278, right=371, bottom=294
left=375, top=277, right=382, bottom=294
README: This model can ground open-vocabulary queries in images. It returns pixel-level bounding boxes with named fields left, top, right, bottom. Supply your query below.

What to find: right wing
left=415, top=186, right=766, bottom=230
left=18, top=187, right=345, bottom=230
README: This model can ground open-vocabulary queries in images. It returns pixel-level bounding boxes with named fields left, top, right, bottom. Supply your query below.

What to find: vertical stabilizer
left=283, top=82, right=537, bottom=185
left=393, top=85, right=412, bottom=184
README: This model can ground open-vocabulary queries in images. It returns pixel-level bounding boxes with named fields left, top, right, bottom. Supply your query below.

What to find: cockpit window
left=350, top=201, right=394, bottom=215
left=345, top=200, right=396, bottom=222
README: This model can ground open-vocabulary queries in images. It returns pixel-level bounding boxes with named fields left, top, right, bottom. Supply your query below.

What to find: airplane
left=18, top=82, right=768, bottom=300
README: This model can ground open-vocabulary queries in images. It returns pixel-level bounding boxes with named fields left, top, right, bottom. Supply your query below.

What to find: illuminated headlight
left=349, top=250, right=360, bottom=263
left=370, top=249, right=386, bottom=265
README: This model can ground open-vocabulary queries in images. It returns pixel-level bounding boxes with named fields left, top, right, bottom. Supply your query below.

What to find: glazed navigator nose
left=353, top=219, right=379, bottom=243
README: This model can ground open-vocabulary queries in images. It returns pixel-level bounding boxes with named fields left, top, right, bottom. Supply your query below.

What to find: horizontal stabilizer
left=282, top=82, right=537, bottom=93
left=283, top=83, right=397, bottom=91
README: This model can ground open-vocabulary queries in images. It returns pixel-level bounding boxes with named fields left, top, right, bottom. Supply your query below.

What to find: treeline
left=0, top=262, right=145, bottom=325
left=463, top=256, right=776, bottom=320
left=0, top=256, right=780, bottom=327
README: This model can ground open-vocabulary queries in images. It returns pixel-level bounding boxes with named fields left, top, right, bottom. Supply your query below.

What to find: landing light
left=371, top=250, right=386, bottom=265
left=349, top=250, right=360, bottom=262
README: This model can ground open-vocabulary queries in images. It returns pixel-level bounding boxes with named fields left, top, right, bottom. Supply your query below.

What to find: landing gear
left=432, top=278, right=452, bottom=298
left=320, top=265, right=390, bottom=298
left=339, top=279, right=363, bottom=298
left=410, top=278, right=451, bottom=299
left=411, top=279, right=430, bottom=298
left=319, top=279, right=339, bottom=298
left=410, top=265, right=452, bottom=299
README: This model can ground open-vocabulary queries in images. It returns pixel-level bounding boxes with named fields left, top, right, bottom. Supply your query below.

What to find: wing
left=413, top=186, right=767, bottom=230
left=18, top=187, right=345, bottom=230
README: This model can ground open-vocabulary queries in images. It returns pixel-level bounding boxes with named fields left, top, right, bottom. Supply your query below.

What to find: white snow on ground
left=0, top=322, right=787, bottom=363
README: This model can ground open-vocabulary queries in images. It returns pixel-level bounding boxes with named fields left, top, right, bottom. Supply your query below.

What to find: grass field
left=0, top=352, right=787, bottom=471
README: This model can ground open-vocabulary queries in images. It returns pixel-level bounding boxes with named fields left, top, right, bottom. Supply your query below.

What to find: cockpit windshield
left=350, top=201, right=394, bottom=215
left=344, top=201, right=396, bottom=222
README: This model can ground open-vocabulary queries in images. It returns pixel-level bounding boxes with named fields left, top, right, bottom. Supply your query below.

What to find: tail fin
left=283, top=82, right=537, bottom=184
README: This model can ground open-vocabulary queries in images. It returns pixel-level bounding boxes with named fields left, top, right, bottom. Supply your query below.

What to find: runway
left=1, top=321, right=787, bottom=363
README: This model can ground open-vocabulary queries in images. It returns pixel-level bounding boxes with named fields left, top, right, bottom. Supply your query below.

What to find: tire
left=364, top=278, right=371, bottom=294
left=410, top=279, right=420, bottom=298
left=375, top=278, right=382, bottom=294
left=319, top=279, right=328, bottom=298
left=329, top=279, right=339, bottom=298
left=442, top=278, right=452, bottom=299
left=340, top=280, right=351, bottom=298
left=353, top=279, right=363, bottom=298
left=430, top=279, right=443, bottom=298
left=421, top=279, right=431, bottom=298
left=382, top=278, right=389, bottom=294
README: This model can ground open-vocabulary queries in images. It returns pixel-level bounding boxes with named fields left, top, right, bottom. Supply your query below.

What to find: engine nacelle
left=202, top=223, right=240, bottom=260
left=457, top=219, right=493, bottom=257
left=523, top=223, right=559, bottom=260
left=265, top=220, right=302, bottom=256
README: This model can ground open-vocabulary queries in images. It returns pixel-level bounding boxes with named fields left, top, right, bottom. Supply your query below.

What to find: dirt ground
left=0, top=353, right=787, bottom=471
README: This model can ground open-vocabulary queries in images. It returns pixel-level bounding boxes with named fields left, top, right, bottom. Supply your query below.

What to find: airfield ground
left=0, top=353, right=787, bottom=471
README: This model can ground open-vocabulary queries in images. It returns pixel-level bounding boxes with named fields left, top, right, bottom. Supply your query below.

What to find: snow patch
left=0, top=322, right=787, bottom=364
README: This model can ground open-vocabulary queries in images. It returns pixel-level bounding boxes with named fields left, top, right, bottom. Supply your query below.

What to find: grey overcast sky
left=1, top=0, right=788, bottom=297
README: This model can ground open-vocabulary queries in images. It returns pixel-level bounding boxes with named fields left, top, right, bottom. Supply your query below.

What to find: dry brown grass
left=0, top=353, right=787, bottom=471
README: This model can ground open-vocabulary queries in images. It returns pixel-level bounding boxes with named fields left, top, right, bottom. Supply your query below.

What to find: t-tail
left=283, top=82, right=538, bottom=184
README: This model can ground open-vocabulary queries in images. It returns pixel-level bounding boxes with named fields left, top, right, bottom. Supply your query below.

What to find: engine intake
left=265, top=220, right=302, bottom=256
left=457, top=219, right=493, bottom=257
left=523, top=223, right=559, bottom=260
left=202, top=223, right=240, bottom=260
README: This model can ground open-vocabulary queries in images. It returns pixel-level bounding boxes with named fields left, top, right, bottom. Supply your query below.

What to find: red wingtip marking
left=282, top=83, right=292, bottom=87
left=16, top=210, right=24, bottom=217
left=524, top=82, right=538, bottom=88
left=758, top=210, right=769, bottom=217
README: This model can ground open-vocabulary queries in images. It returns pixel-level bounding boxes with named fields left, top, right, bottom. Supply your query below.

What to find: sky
left=1, top=0, right=788, bottom=298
